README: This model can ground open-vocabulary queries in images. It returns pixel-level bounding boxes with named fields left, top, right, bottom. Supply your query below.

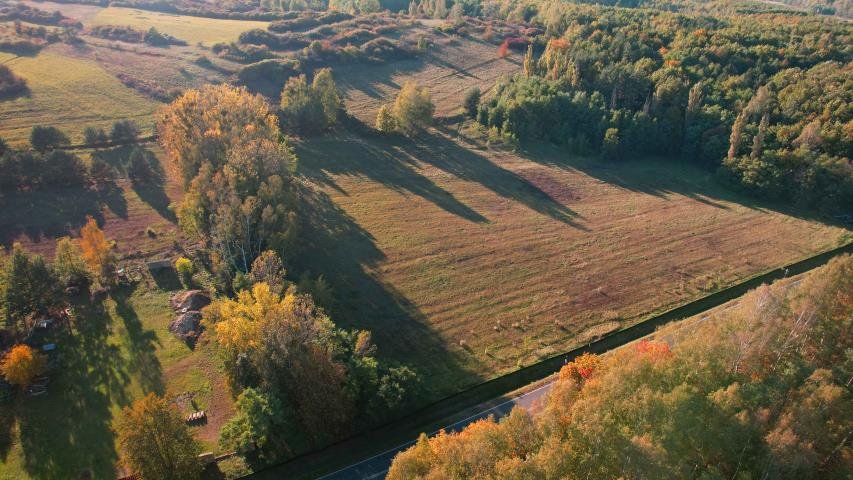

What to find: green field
left=0, top=51, right=160, bottom=146
left=89, top=6, right=268, bottom=45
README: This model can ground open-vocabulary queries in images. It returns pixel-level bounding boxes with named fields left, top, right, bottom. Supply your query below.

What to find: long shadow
left=92, top=145, right=176, bottom=221
left=291, top=184, right=483, bottom=408
left=518, top=141, right=851, bottom=227
left=0, top=405, right=12, bottom=461
left=112, top=288, right=165, bottom=396
left=297, top=122, right=488, bottom=224
left=16, top=300, right=128, bottom=479
left=406, top=126, right=584, bottom=227
left=0, top=188, right=105, bottom=248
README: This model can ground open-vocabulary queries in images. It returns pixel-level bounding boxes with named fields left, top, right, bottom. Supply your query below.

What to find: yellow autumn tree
left=157, top=84, right=298, bottom=273
left=115, top=393, right=202, bottom=480
left=1, top=344, right=47, bottom=387
left=392, top=81, right=434, bottom=135
left=78, top=216, right=115, bottom=282
left=157, top=84, right=280, bottom=188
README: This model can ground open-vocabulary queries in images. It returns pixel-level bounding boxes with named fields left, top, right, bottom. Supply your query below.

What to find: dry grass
left=90, top=6, right=268, bottom=45
left=295, top=126, right=851, bottom=401
left=334, top=31, right=521, bottom=122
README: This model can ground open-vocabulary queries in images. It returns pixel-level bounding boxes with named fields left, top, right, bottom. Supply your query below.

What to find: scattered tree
left=30, top=126, right=69, bottom=152
left=110, top=119, right=140, bottom=143
left=392, top=81, right=434, bottom=135
left=115, top=393, right=202, bottom=480
left=83, top=126, right=109, bottom=146
left=375, top=104, right=397, bottom=133
left=78, top=216, right=116, bottom=283
left=53, top=236, right=89, bottom=289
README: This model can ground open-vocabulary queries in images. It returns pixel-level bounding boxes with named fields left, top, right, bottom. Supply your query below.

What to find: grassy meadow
left=295, top=125, right=851, bottom=401
left=88, top=6, right=268, bottom=45
left=0, top=51, right=160, bottom=146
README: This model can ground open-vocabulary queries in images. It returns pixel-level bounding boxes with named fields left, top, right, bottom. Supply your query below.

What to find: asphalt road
left=317, top=381, right=555, bottom=480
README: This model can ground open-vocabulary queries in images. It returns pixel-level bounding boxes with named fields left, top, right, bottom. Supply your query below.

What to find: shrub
left=462, top=87, right=480, bottom=118
left=89, top=24, right=144, bottom=43
left=30, top=126, right=69, bottom=152
left=0, top=64, right=27, bottom=99
left=602, top=127, right=620, bottom=160
left=1, top=344, right=47, bottom=387
left=175, top=257, right=194, bottom=286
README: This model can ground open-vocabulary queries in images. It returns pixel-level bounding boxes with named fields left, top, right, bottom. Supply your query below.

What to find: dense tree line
left=468, top=1, right=851, bottom=211
left=157, top=84, right=300, bottom=276
left=388, top=254, right=853, bottom=479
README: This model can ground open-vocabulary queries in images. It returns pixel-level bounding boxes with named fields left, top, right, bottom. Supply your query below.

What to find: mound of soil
left=170, top=290, right=211, bottom=312
left=169, top=311, right=203, bottom=345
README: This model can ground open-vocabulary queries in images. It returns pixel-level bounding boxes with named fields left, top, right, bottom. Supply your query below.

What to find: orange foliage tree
left=78, top=216, right=115, bottom=282
left=1, top=344, right=47, bottom=387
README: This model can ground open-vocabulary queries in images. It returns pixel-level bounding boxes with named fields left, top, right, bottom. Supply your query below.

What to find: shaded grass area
left=0, top=145, right=181, bottom=259
left=0, top=281, right=231, bottom=479
left=0, top=51, right=160, bottom=147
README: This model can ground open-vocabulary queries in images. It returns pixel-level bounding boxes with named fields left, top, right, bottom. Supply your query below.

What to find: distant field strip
left=89, top=7, right=269, bottom=44
left=0, top=51, right=161, bottom=146
left=337, top=36, right=521, bottom=121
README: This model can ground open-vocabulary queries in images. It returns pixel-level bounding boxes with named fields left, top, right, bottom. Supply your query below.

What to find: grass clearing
left=0, top=50, right=160, bottom=146
left=295, top=125, right=851, bottom=403
left=89, top=7, right=268, bottom=45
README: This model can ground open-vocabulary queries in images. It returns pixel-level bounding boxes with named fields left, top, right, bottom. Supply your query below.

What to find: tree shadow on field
left=0, top=188, right=105, bottom=249
left=297, top=120, right=488, bottom=224
left=16, top=300, right=129, bottom=479
left=112, top=288, right=165, bottom=396
left=298, top=120, right=583, bottom=228
left=291, top=183, right=484, bottom=406
left=516, top=141, right=848, bottom=226
left=93, top=145, right=176, bottom=221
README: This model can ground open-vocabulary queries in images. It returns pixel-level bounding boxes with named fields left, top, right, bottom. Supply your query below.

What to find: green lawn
left=0, top=279, right=230, bottom=479
left=0, top=51, right=161, bottom=147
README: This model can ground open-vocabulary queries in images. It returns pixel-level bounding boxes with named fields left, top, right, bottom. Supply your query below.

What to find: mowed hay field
left=88, top=6, right=268, bottom=44
left=296, top=126, right=851, bottom=401
left=0, top=51, right=160, bottom=146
